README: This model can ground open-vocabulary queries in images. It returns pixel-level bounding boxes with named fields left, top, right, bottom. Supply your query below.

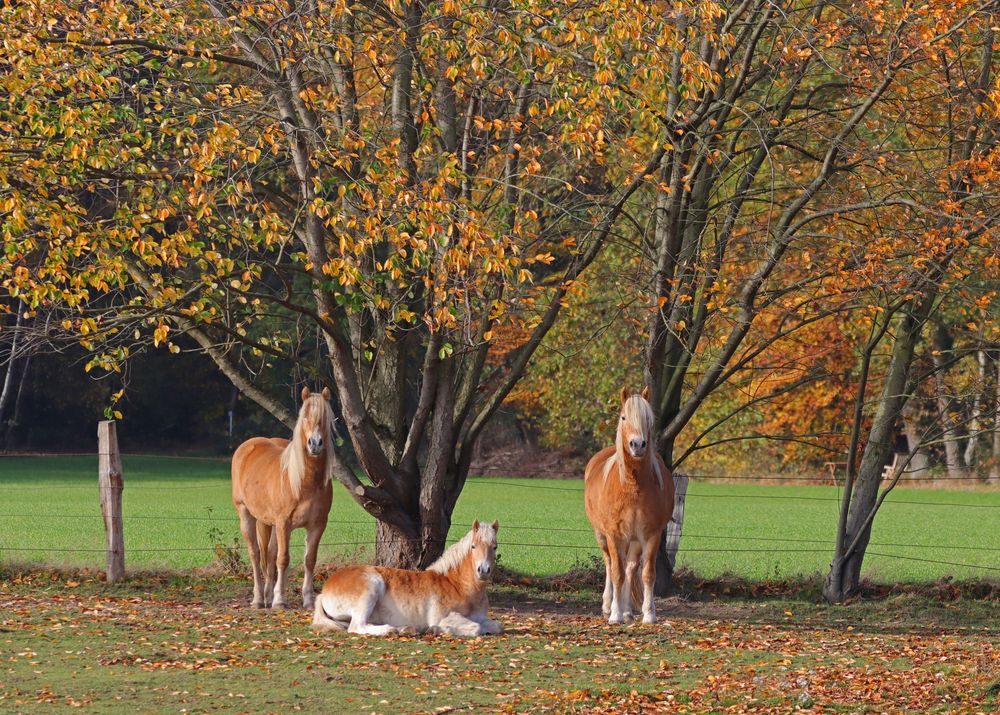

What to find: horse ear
left=472, top=519, right=480, bottom=533
left=321, top=386, right=331, bottom=400
left=641, top=385, right=650, bottom=400
left=620, top=387, right=629, bottom=406
left=491, top=520, right=500, bottom=533
left=301, top=386, right=311, bottom=401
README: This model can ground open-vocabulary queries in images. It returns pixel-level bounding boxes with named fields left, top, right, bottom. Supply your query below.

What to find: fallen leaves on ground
left=0, top=579, right=997, bottom=714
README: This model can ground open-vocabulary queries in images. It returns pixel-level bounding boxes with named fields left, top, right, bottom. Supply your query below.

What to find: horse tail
left=311, top=594, right=348, bottom=632
left=256, top=522, right=274, bottom=576
left=629, top=571, right=644, bottom=613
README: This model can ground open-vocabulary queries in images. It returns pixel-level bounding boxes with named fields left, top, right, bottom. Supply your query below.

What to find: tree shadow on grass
left=492, top=566, right=1000, bottom=638
left=2, top=562, right=997, bottom=638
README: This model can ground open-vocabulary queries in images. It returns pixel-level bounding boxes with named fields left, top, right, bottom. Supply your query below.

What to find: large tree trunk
left=825, top=308, right=925, bottom=603
left=373, top=458, right=467, bottom=568
left=374, top=521, right=425, bottom=568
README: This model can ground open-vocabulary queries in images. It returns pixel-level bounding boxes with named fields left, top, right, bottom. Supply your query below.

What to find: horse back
left=320, top=564, right=380, bottom=599
left=377, top=566, right=482, bottom=621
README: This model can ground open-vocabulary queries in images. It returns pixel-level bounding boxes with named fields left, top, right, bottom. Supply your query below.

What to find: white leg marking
left=601, top=557, right=613, bottom=617
left=607, top=544, right=626, bottom=625
left=642, top=581, right=656, bottom=624
left=641, top=537, right=658, bottom=624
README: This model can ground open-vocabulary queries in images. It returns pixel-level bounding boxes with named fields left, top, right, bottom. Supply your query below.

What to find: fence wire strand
left=2, top=454, right=997, bottom=577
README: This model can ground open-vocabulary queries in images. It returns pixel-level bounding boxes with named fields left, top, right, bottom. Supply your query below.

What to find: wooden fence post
left=664, top=472, right=689, bottom=570
left=98, top=420, right=125, bottom=582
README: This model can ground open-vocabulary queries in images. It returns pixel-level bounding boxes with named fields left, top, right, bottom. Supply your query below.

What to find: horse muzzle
left=628, top=437, right=647, bottom=458
left=476, top=563, right=493, bottom=580
left=307, top=436, right=324, bottom=456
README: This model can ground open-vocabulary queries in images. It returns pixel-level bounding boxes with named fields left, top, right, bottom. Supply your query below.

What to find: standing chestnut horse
left=231, top=386, right=336, bottom=609
left=584, top=386, right=674, bottom=624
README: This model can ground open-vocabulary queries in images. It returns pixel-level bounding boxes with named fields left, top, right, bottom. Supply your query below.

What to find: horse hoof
left=302, top=599, right=314, bottom=611
left=272, top=602, right=288, bottom=610
left=253, top=602, right=265, bottom=609
left=643, top=614, right=656, bottom=625
left=608, top=614, right=623, bottom=625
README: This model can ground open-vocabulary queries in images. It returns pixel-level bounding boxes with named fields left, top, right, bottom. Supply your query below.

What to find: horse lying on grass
left=312, top=520, right=503, bottom=637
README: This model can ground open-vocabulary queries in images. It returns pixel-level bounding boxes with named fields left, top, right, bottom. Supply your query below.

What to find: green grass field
left=1, top=455, right=998, bottom=582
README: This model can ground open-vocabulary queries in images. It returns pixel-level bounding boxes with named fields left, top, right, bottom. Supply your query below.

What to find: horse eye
left=471, top=544, right=476, bottom=549
left=620, top=415, right=625, bottom=420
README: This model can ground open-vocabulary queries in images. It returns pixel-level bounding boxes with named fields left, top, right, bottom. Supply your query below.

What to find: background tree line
left=1, top=0, right=998, bottom=600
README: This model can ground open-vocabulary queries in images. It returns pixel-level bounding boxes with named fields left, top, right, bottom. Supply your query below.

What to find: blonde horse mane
left=427, top=523, right=494, bottom=575
left=280, top=393, right=338, bottom=499
left=603, top=392, right=663, bottom=489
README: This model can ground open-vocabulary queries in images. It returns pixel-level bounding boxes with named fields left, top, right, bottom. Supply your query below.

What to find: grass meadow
left=1, top=455, right=998, bottom=582
left=3, top=572, right=997, bottom=714
left=3, top=455, right=999, bottom=714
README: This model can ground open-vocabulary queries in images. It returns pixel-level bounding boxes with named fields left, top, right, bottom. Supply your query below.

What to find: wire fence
left=2, top=453, right=998, bottom=579
left=2, top=512, right=1000, bottom=552
left=4, top=450, right=999, bottom=482
left=2, top=541, right=998, bottom=574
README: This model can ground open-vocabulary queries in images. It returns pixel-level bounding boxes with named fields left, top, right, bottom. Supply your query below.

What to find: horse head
left=299, top=386, right=333, bottom=457
left=618, top=386, right=654, bottom=461
left=470, top=519, right=500, bottom=580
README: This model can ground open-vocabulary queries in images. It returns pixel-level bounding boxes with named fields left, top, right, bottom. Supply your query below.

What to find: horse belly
left=372, top=589, right=433, bottom=630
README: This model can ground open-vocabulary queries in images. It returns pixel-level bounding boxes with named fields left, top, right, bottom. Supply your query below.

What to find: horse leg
left=347, top=574, right=397, bottom=636
left=266, top=528, right=277, bottom=605
left=434, top=612, right=484, bottom=637
left=606, top=540, right=627, bottom=625
left=622, top=541, right=642, bottom=621
left=256, top=522, right=274, bottom=608
left=237, top=507, right=265, bottom=608
left=640, top=534, right=660, bottom=624
left=301, top=521, right=325, bottom=610
left=597, top=535, right=613, bottom=617
left=470, top=612, right=504, bottom=635
left=271, top=521, right=292, bottom=609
